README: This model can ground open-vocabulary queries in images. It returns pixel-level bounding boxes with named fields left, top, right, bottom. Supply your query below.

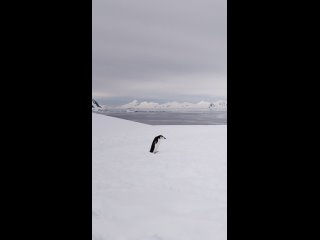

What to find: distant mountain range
left=120, top=100, right=227, bottom=111
left=93, top=99, right=227, bottom=112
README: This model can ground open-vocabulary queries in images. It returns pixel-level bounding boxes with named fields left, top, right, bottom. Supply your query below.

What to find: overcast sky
left=93, top=0, right=226, bottom=105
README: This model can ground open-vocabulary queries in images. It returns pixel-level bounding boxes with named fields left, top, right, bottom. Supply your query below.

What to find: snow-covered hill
left=92, top=99, right=102, bottom=109
left=92, top=113, right=227, bottom=240
left=92, top=99, right=107, bottom=112
left=209, top=100, right=227, bottom=110
left=119, top=100, right=227, bottom=111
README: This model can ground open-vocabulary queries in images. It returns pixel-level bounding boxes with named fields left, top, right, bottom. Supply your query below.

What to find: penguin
left=150, top=135, right=166, bottom=153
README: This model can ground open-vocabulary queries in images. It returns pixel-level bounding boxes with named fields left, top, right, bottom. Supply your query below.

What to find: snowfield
left=92, top=113, right=227, bottom=240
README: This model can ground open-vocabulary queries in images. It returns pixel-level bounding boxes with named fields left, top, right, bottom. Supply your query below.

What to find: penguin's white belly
left=154, top=139, right=161, bottom=152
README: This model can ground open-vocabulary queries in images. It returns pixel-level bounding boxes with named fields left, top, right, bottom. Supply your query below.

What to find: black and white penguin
left=150, top=135, right=166, bottom=153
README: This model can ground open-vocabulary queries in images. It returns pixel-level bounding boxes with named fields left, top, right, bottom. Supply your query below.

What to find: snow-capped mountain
left=209, top=100, right=227, bottom=110
left=121, top=100, right=161, bottom=109
left=120, top=100, right=140, bottom=109
left=92, top=99, right=102, bottom=109
left=92, top=99, right=107, bottom=111
left=119, top=100, right=227, bottom=111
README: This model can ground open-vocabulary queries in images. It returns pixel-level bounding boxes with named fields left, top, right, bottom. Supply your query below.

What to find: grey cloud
left=93, top=0, right=227, bottom=102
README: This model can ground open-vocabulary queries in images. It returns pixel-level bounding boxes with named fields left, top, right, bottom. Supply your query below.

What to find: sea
left=97, top=110, right=227, bottom=125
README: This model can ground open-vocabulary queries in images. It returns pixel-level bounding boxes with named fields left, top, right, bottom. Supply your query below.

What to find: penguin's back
left=150, top=137, right=158, bottom=152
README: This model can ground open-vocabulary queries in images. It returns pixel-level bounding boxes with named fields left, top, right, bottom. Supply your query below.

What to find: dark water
left=99, top=111, right=227, bottom=125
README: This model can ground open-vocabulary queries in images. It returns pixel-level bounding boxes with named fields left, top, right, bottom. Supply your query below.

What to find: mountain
left=119, top=100, right=227, bottom=111
left=120, top=100, right=140, bottom=109
left=92, top=99, right=106, bottom=111
left=209, top=100, right=227, bottom=110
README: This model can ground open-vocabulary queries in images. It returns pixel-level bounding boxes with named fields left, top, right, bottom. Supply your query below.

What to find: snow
left=121, top=100, right=140, bottom=109
left=92, top=113, right=227, bottom=240
left=118, top=100, right=227, bottom=111
left=93, top=99, right=108, bottom=112
left=92, top=99, right=103, bottom=111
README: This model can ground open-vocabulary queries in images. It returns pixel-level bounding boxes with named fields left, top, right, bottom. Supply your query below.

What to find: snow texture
left=92, top=113, right=227, bottom=240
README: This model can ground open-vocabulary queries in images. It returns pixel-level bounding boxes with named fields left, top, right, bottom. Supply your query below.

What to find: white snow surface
left=92, top=113, right=227, bottom=240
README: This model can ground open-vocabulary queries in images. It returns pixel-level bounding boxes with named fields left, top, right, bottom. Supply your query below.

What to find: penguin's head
left=158, top=135, right=166, bottom=139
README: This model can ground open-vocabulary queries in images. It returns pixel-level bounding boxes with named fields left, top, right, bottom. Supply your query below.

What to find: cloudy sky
left=93, top=0, right=226, bottom=105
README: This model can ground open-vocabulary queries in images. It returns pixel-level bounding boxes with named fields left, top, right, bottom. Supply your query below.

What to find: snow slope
left=92, top=113, right=227, bottom=240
